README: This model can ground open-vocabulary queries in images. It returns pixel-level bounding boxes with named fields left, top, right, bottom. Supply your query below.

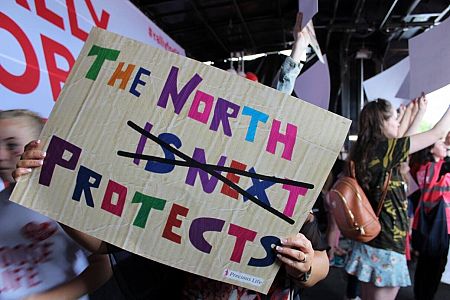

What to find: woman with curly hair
left=344, top=98, right=450, bottom=300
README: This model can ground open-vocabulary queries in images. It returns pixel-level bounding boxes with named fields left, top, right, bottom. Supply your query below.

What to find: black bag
left=412, top=199, right=449, bottom=256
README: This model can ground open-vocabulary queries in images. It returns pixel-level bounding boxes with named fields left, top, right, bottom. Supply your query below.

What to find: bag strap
left=375, top=171, right=392, bottom=217
left=349, top=160, right=356, bottom=178
left=349, top=160, right=391, bottom=217
left=428, top=161, right=443, bottom=185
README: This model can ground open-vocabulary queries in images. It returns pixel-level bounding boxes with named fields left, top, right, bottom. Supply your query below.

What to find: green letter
left=85, top=45, right=120, bottom=80
left=132, top=192, right=166, bottom=228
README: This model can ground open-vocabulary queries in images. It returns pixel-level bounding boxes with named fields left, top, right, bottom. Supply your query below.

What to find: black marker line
left=117, top=151, right=313, bottom=189
left=122, top=120, right=298, bottom=224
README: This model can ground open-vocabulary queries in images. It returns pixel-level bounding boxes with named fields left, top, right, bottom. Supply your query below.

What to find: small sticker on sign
left=224, top=269, right=264, bottom=287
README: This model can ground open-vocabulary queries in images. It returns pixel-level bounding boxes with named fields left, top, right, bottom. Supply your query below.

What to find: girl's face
left=431, top=140, right=447, bottom=160
left=0, top=117, right=35, bottom=183
left=382, top=106, right=400, bottom=139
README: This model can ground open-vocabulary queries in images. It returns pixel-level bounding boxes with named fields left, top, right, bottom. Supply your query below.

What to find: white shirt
left=0, top=186, right=88, bottom=300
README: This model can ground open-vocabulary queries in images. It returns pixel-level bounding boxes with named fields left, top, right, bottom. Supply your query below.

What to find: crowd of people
left=1, top=12, right=450, bottom=300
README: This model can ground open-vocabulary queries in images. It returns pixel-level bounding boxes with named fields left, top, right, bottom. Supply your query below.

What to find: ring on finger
left=299, top=255, right=306, bottom=263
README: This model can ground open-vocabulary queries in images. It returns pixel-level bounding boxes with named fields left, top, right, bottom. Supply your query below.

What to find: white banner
left=0, top=0, right=184, bottom=117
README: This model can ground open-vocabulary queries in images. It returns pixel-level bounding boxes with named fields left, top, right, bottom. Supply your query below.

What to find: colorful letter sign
left=11, top=28, right=350, bottom=293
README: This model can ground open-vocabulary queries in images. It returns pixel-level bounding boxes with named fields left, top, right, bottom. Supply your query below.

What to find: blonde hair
left=0, top=109, right=44, bottom=139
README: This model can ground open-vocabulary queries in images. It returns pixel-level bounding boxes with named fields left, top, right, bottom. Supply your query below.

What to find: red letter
left=41, top=34, right=75, bottom=101
left=15, top=0, right=31, bottom=10
left=228, top=224, right=257, bottom=263
left=85, top=0, right=110, bottom=29
left=162, top=203, right=189, bottom=244
left=0, top=12, right=39, bottom=94
left=101, top=180, right=127, bottom=217
left=36, top=0, right=65, bottom=30
left=66, top=0, right=88, bottom=41
left=220, top=160, right=247, bottom=199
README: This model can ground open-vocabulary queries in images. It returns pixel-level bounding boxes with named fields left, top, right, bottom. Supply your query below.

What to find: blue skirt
left=345, top=242, right=411, bottom=287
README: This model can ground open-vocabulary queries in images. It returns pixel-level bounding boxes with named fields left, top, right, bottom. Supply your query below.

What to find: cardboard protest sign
left=11, top=27, right=350, bottom=293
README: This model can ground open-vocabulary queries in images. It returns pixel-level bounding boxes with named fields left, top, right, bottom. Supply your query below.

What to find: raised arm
left=290, top=12, right=310, bottom=64
left=409, top=105, right=450, bottom=154
left=397, top=102, right=413, bottom=137
left=404, top=93, right=427, bottom=136
left=276, top=12, right=311, bottom=94
left=397, top=104, right=406, bottom=124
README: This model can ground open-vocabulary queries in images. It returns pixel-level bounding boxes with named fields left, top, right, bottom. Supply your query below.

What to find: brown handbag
left=327, top=161, right=391, bottom=243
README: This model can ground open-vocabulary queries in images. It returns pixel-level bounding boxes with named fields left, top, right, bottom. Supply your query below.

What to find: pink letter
left=228, top=224, right=257, bottom=263
left=188, top=90, right=214, bottom=124
left=266, top=119, right=297, bottom=161
left=281, top=184, right=309, bottom=217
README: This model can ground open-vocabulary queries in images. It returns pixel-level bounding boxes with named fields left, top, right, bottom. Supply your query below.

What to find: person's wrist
left=288, top=265, right=312, bottom=282
left=297, top=266, right=312, bottom=282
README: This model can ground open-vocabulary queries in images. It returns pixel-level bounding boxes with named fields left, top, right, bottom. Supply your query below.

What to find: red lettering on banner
left=148, top=26, right=180, bottom=54
left=36, top=0, right=65, bottom=30
left=15, top=0, right=31, bottom=10
left=0, top=12, right=39, bottom=94
left=66, top=0, right=112, bottom=41
left=66, top=0, right=89, bottom=41
left=85, top=0, right=110, bottom=30
left=41, top=34, right=75, bottom=101
left=16, top=0, right=110, bottom=42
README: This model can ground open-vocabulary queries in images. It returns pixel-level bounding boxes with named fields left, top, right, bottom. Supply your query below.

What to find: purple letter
left=157, top=66, right=203, bottom=114
left=185, top=148, right=227, bottom=193
left=209, top=98, right=240, bottom=137
left=189, top=217, right=225, bottom=253
left=39, top=135, right=81, bottom=186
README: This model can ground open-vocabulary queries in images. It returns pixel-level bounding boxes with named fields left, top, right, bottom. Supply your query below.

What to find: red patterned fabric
left=413, top=160, right=450, bottom=233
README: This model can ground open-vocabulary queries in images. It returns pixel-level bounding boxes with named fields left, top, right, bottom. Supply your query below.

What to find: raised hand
left=291, top=12, right=312, bottom=64
left=418, top=92, right=427, bottom=111
left=13, top=140, right=46, bottom=181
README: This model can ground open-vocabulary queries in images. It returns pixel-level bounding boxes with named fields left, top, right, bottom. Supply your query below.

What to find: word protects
left=38, top=135, right=303, bottom=268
